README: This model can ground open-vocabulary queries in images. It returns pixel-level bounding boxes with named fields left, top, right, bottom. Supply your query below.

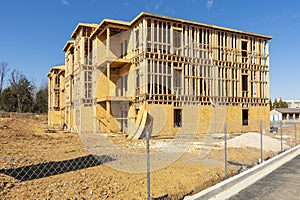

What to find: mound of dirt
left=217, top=132, right=289, bottom=152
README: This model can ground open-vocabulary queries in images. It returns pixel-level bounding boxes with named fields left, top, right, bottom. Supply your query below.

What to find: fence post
left=146, top=131, right=150, bottom=200
left=260, top=120, right=263, bottom=163
left=224, top=122, right=227, bottom=179
left=280, top=120, right=283, bottom=152
left=295, top=122, right=297, bottom=146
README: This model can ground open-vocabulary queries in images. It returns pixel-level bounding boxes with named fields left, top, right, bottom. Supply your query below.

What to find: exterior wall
left=48, top=110, right=63, bottom=126
left=80, top=106, right=93, bottom=133
left=144, top=104, right=270, bottom=137
left=141, top=105, right=270, bottom=136
left=95, top=103, right=109, bottom=133
left=248, top=106, right=270, bottom=131
left=146, top=104, right=175, bottom=136
left=66, top=107, right=74, bottom=131
left=95, top=103, right=120, bottom=133
left=198, top=106, right=213, bottom=133
left=270, top=110, right=282, bottom=122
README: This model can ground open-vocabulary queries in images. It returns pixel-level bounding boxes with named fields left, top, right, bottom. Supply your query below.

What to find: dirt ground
left=0, top=116, right=298, bottom=199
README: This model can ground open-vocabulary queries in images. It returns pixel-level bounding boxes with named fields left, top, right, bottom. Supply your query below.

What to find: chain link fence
left=0, top=111, right=40, bottom=119
left=0, top=112, right=299, bottom=199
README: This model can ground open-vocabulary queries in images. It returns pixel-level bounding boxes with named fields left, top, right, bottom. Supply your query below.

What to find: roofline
left=51, top=65, right=64, bottom=69
left=47, top=65, right=65, bottom=77
left=274, top=108, right=300, bottom=114
left=90, top=18, right=130, bottom=38
left=49, top=65, right=65, bottom=72
left=70, top=23, right=98, bottom=39
left=137, top=12, right=273, bottom=40
left=91, top=12, right=272, bottom=40
left=284, top=100, right=300, bottom=102
left=62, top=40, right=74, bottom=52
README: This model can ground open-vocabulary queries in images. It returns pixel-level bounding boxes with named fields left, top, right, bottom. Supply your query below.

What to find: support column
left=256, top=70, right=260, bottom=98
left=143, top=18, right=147, bottom=52
left=106, top=27, right=111, bottom=133
left=106, top=27, right=110, bottom=58
left=106, top=100, right=111, bottom=133
left=170, top=23, right=174, bottom=54
left=106, top=62, right=111, bottom=133
left=143, top=18, right=148, bottom=95
left=265, top=41, right=270, bottom=99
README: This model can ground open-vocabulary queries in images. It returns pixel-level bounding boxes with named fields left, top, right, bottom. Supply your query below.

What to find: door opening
left=242, top=109, right=249, bottom=126
left=174, top=109, right=182, bottom=127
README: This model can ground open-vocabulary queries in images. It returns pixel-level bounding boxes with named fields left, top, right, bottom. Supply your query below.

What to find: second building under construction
left=48, top=12, right=272, bottom=137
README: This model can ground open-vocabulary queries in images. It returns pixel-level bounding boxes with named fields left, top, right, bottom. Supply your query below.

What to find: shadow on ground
left=0, top=154, right=115, bottom=181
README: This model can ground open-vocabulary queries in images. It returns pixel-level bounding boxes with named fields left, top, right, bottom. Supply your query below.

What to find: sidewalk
left=229, top=154, right=300, bottom=200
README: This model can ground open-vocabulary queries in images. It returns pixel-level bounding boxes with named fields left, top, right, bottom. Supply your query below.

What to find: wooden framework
left=130, top=14, right=271, bottom=108
left=47, top=65, right=65, bottom=126
left=54, top=12, right=272, bottom=133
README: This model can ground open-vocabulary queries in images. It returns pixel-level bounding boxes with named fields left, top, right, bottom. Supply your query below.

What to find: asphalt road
left=229, top=154, right=300, bottom=200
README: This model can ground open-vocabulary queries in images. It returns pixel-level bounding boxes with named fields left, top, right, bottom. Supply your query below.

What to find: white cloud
left=154, top=0, right=161, bottom=10
left=61, top=0, right=70, bottom=6
left=206, top=0, right=213, bottom=9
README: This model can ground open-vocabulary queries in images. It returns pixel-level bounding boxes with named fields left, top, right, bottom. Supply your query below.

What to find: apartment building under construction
left=48, top=65, right=65, bottom=126
left=48, top=12, right=272, bottom=137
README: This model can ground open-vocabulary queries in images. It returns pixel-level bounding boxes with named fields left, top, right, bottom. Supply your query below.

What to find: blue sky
left=0, top=0, right=299, bottom=99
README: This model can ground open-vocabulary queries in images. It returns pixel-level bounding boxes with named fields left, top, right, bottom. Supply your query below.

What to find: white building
left=285, top=100, right=300, bottom=108
left=270, top=109, right=282, bottom=122
left=271, top=108, right=300, bottom=121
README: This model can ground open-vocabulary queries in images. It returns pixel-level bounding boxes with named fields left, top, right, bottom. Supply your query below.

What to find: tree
left=6, top=70, right=35, bottom=112
left=269, top=99, right=273, bottom=110
left=34, top=85, right=48, bottom=113
left=0, top=87, right=17, bottom=112
left=272, top=98, right=288, bottom=109
left=279, top=98, right=288, bottom=108
left=0, top=62, right=9, bottom=94
left=273, top=98, right=279, bottom=108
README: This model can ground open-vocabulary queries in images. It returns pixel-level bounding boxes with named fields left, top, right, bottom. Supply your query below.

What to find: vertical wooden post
left=106, top=27, right=110, bottom=133
left=265, top=41, right=270, bottom=99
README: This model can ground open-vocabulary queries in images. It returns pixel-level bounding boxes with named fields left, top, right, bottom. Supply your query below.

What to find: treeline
left=270, top=98, right=288, bottom=110
left=0, top=62, right=48, bottom=114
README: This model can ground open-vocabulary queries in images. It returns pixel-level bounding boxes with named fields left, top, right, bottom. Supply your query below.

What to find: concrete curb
left=184, top=145, right=300, bottom=200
